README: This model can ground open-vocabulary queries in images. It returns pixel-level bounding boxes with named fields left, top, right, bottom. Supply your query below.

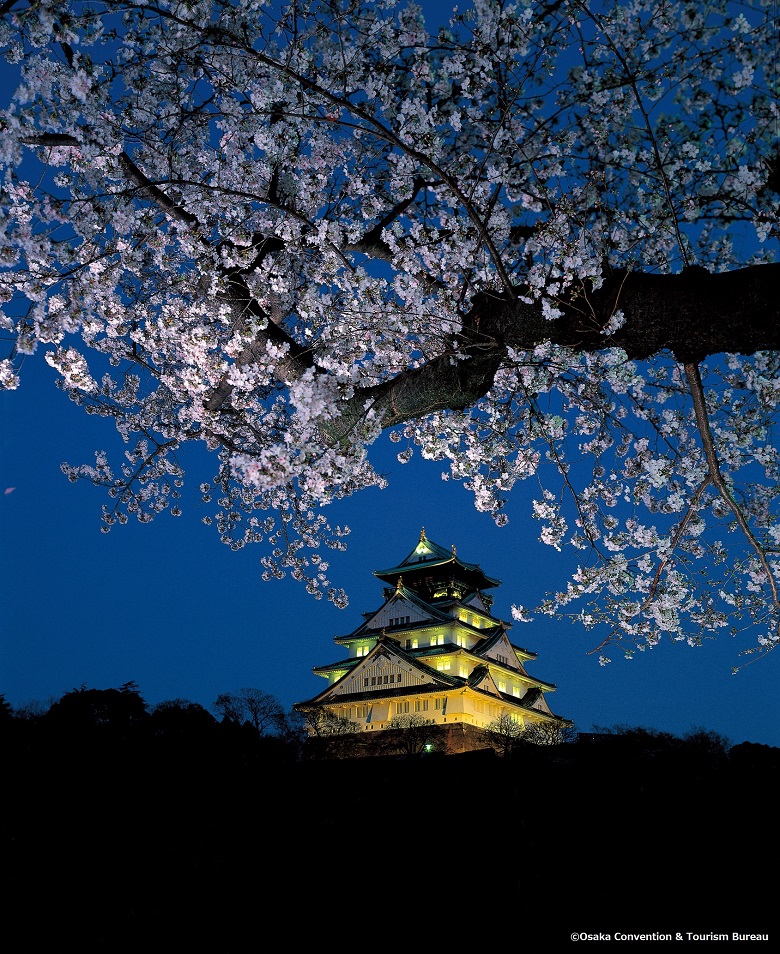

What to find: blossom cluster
left=0, top=0, right=777, bottom=651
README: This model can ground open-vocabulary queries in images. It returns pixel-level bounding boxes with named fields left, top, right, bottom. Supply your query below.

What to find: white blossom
left=0, top=0, right=776, bottom=645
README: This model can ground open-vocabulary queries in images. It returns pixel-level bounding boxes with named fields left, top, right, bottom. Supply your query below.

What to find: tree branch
left=345, top=177, right=426, bottom=256
left=324, top=262, right=780, bottom=446
left=117, top=153, right=199, bottom=227
left=203, top=274, right=314, bottom=413
left=684, top=361, right=780, bottom=622
left=475, top=264, right=780, bottom=363
left=198, top=22, right=518, bottom=295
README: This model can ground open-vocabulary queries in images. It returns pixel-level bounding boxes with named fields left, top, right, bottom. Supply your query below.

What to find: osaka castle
left=295, top=529, right=571, bottom=756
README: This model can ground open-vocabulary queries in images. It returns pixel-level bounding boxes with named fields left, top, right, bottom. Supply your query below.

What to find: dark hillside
left=3, top=698, right=777, bottom=946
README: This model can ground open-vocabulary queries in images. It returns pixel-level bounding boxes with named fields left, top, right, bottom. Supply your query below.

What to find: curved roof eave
left=373, top=531, right=501, bottom=588
left=374, top=556, right=501, bottom=589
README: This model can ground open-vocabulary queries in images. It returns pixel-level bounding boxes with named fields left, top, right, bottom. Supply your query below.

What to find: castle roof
left=374, top=527, right=500, bottom=591
left=477, top=625, right=537, bottom=663
left=301, top=634, right=565, bottom=722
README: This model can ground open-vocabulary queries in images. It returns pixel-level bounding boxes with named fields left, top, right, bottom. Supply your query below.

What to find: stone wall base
left=303, top=721, right=498, bottom=760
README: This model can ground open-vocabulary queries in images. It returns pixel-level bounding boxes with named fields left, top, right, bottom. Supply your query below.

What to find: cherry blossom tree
left=0, top=0, right=778, bottom=666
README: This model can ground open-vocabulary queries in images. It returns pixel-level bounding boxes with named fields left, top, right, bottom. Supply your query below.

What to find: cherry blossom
left=0, top=0, right=778, bottom=663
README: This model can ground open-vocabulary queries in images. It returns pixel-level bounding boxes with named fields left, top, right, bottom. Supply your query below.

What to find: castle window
left=364, top=678, right=369, bottom=686
left=498, top=680, right=507, bottom=692
left=383, top=675, right=389, bottom=684
left=436, top=660, right=451, bottom=671
left=459, top=666, right=468, bottom=677
left=415, top=699, right=428, bottom=712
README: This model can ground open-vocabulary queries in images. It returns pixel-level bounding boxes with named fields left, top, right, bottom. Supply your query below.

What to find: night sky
left=3, top=350, right=779, bottom=747
left=1, top=1, right=778, bottom=748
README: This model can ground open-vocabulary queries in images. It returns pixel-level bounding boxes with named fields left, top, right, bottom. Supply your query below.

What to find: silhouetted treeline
left=2, top=685, right=778, bottom=945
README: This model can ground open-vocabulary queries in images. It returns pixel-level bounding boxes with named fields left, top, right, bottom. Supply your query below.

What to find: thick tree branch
left=117, top=153, right=199, bottom=227
left=323, top=345, right=504, bottom=444
left=327, top=262, right=780, bottom=442
left=475, top=264, right=780, bottom=363
left=18, top=141, right=780, bottom=435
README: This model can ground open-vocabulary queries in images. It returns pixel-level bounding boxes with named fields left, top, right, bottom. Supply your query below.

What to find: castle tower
left=294, top=529, right=571, bottom=756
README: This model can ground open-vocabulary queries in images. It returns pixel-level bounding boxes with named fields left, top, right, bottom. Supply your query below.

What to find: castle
left=294, top=529, right=571, bottom=756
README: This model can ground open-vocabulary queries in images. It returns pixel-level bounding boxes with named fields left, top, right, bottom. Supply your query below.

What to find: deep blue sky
left=2, top=351, right=779, bottom=746
left=1, top=0, right=778, bottom=746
